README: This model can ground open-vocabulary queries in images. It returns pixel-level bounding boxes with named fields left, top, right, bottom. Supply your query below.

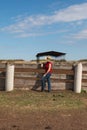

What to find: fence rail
left=15, top=68, right=74, bottom=74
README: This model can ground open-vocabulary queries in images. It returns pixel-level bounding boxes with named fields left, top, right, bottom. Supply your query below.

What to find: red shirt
left=44, top=62, right=52, bottom=74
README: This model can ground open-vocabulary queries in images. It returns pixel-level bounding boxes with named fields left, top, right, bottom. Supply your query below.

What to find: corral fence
left=0, top=62, right=87, bottom=93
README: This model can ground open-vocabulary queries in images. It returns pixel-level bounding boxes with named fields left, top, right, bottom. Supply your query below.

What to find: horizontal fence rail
left=15, top=68, right=74, bottom=74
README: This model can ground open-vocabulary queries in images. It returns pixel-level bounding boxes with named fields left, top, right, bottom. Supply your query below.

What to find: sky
left=0, top=0, right=87, bottom=61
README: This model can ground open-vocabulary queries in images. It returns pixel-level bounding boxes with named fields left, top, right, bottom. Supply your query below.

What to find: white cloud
left=1, top=2, right=87, bottom=37
left=74, top=29, right=87, bottom=39
left=53, top=3, right=87, bottom=22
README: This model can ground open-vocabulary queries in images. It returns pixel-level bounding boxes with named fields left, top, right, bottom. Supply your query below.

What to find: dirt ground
left=0, top=107, right=87, bottom=130
left=0, top=90, right=87, bottom=130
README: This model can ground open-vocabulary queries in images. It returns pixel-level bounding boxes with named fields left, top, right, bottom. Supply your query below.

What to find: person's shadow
left=0, top=72, right=5, bottom=91
left=31, top=63, right=43, bottom=91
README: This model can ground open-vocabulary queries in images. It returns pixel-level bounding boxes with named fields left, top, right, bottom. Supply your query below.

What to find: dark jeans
left=41, top=73, right=51, bottom=92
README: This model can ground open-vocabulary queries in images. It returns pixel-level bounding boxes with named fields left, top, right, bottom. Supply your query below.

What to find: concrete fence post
left=74, top=63, right=82, bottom=93
left=5, top=63, right=15, bottom=91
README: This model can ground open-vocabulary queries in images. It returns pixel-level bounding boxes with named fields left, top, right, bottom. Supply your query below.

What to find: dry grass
left=0, top=90, right=87, bottom=112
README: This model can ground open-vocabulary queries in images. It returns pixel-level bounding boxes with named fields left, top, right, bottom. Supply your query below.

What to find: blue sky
left=0, top=0, right=87, bottom=61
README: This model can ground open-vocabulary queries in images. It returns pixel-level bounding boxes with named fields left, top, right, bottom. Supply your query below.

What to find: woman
left=41, top=56, right=52, bottom=92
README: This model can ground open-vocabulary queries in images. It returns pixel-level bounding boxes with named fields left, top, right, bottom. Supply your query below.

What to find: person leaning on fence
left=41, top=56, right=52, bottom=92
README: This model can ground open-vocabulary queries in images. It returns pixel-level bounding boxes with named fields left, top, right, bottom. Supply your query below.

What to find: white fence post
left=5, top=63, right=15, bottom=91
left=74, top=63, right=82, bottom=93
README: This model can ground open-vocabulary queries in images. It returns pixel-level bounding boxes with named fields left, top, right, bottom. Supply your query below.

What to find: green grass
left=0, top=90, right=87, bottom=111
